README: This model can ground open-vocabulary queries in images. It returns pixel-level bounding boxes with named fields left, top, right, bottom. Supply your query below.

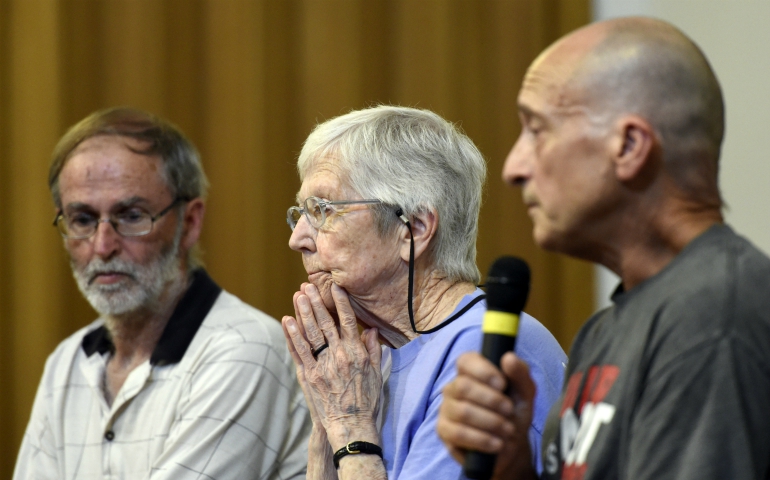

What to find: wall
left=0, top=1, right=592, bottom=475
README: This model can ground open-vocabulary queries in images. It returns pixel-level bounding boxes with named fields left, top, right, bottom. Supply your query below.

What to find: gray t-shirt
left=541, top=224, right=770, bottom=480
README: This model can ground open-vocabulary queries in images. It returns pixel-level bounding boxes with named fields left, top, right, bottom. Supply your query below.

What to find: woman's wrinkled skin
left=282, top=158, right=474, bottom=478
left=282, top=282, right=384, bottom=479
left=287, top=161, right=415, bottom=346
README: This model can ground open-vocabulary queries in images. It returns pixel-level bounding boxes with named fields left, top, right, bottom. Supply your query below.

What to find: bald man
left=437, top=17, right=770, bottom=480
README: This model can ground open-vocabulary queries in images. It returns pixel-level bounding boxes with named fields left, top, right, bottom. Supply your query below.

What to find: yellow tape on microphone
left=482, top=311, right=520, bottom=337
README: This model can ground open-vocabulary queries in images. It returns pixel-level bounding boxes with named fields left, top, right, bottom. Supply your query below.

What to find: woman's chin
left=307, top=272, right=338, bottom=312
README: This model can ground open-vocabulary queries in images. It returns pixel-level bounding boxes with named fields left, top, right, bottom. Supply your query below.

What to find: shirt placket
left=104, top=361, right=153, bottom=477
left=79, top=353, right=154, bottom=479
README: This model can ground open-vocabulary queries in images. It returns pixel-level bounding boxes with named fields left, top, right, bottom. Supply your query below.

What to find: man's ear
left=398, top=208, right=438, bottom=262
left=612, top=116, right=656, bottom=182
left=181, top=198, right=206, bottom=251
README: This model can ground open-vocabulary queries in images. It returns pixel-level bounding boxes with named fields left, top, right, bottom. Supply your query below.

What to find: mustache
left=81, top=259, right=139, bottom=285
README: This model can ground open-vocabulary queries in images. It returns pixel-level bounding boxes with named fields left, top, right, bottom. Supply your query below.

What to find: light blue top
left=380, top=290, right=566, bottom=479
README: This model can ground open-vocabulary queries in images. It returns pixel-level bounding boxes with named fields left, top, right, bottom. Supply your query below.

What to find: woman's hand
left=282, top=282, right=383, bottom=452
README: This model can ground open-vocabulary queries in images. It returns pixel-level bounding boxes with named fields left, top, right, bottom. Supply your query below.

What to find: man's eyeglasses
left=287, top=196, right=381, bottom=231
left=53, top=197, right=186, bottom=239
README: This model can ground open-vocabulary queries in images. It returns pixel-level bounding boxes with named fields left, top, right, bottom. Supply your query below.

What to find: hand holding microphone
left=463, top=256, right=531, bottom=480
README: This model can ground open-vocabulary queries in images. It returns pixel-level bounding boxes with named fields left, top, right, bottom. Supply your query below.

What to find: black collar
left=81, top=269, right=223, bottom=366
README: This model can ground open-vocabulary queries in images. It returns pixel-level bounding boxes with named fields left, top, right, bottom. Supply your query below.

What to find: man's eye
left=69, top=213, right=96, bottom=227
left=117, top=210, right=147, bottom=224
left=527, top=123, right=542, bottom=135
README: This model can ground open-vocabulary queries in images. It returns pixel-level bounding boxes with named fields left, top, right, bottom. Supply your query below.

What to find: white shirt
left=14, top=270, right=310, bottom=480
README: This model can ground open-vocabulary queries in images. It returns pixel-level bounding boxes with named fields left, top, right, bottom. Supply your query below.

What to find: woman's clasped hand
left=282, top=282, right=382, bottom=453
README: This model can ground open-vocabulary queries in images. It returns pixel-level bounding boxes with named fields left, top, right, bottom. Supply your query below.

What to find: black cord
left=395, top=208, right=486, bottom=335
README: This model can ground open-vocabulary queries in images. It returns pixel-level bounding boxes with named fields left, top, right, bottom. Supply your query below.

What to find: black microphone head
left=485, top=256, right=530, bottom=313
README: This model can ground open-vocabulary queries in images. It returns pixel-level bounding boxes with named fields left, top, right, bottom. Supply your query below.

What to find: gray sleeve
left=626, top=334, right=770, bottom=479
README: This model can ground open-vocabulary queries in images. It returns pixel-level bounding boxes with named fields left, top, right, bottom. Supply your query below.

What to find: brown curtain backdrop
left=0, top=0, right=592, bottom=475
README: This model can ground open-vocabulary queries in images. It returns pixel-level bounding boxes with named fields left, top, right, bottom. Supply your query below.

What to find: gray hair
left=297, top=105, right=486, bottom=284
left=49, top=107, right=209, bottom=269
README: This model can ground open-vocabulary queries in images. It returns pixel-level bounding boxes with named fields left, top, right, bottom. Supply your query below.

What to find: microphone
left=463, top=256, right=531, bottom=480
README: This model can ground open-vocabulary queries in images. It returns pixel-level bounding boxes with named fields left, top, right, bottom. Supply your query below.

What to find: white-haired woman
left=282, top=106, right=566, bottom=479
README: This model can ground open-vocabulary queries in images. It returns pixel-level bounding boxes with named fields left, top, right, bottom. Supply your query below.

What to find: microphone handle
left=481, top=333, right=517, bottom=368
left=462, top=333, right=517, bottom=480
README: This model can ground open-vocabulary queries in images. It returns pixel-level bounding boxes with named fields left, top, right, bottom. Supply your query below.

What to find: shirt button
left=104, top=430, right=115, bottom=441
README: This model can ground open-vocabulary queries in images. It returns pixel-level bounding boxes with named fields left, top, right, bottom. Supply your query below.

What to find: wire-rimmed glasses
left=53, top=197, right=186, bottom=239
left=287, top=196, right=381, bottom=231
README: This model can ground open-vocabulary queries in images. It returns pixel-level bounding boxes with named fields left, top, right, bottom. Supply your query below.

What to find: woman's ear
left=398, top=208, right=438, bottom=262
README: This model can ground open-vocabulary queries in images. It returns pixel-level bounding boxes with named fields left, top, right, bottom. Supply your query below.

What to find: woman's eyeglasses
left=287, top=196, right=381, bottom=231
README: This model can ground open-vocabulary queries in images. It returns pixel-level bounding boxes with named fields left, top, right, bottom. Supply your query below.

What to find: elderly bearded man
left=14, top=108, right=310, bottom=480
left=437, top=17, right=770, bottom=480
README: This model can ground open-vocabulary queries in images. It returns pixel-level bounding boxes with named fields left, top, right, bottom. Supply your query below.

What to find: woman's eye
left=311, top=204, right=324, bottom=216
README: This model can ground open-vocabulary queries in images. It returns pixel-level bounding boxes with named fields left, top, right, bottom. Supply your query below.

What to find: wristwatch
left=333, top=441, right=383, bottom=469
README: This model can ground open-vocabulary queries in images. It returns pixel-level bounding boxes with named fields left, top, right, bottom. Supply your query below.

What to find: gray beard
left=71, top=233, right=183, bottom=318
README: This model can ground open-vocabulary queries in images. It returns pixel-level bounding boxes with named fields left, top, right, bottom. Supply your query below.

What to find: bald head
left=548, top=17, right=725, bottom=205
